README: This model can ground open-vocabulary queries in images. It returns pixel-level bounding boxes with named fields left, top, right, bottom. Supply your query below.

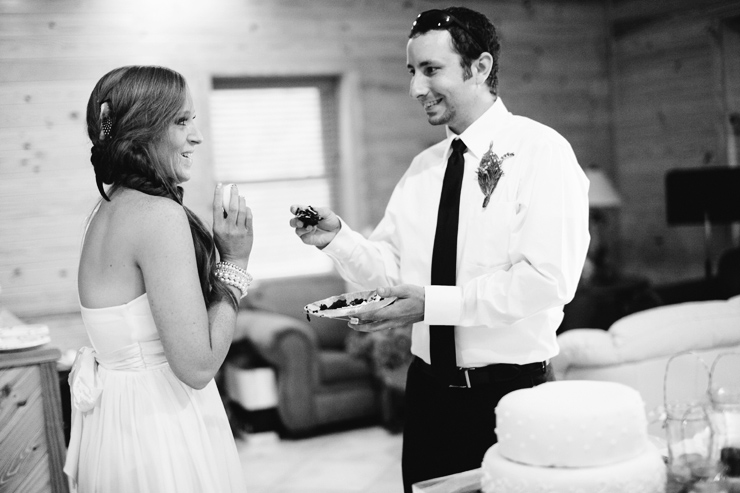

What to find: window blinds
left=210, top=77, right=340, bottom=279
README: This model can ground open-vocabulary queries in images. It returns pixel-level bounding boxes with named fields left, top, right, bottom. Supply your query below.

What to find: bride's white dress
left=63, top=293, right=246, bottom=492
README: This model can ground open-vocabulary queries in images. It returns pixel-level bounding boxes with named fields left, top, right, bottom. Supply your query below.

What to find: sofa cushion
left=608, top=294, right=740, bottom=363
left=553, top=295, right=740, bottom=373
left=318, top=350, right=373, bottom=385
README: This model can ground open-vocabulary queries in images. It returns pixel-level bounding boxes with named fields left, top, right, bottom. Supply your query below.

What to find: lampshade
left=586, top=167, right=621, bottom=208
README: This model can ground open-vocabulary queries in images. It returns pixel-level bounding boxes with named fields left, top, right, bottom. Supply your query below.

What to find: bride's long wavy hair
left=86, top=65, right=236, bottom=309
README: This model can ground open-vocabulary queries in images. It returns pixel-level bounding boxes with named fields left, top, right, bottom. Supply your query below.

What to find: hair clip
left=99, top=100, right=113, bottom=140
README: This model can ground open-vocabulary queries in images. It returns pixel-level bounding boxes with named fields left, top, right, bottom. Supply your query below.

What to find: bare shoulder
left=125, top=191, right=188, bottom=229
left=112, top=190, right=192, bottom=252
left=79, top=189, right=194, bottom=306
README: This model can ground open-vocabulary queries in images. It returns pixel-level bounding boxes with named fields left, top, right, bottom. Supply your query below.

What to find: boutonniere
left=476, top=141, right=514, bottom=208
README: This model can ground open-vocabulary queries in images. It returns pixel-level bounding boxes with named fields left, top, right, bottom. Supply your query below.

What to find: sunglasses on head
left=411, top=9, right=485, bottom=52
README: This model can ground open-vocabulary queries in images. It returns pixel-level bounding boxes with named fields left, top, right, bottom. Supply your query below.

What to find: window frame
left=207, top=73, right=365, bottom=280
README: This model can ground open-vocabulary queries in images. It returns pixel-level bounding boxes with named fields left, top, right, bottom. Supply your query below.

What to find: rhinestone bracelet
left=215, top=261, right=253, bottom=299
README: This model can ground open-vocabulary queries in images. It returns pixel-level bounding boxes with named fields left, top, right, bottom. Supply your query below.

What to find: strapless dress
left=63, top=293, right=246, bottom=493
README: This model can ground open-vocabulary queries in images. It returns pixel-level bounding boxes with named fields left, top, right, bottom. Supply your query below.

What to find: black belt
left=414, top=356, right=547, bottom=388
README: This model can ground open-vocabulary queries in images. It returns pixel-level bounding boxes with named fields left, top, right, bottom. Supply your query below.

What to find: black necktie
left=430, top=138, right=466, bottom=376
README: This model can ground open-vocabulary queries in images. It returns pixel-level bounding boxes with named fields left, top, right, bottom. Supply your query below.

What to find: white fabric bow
left=70, top=346, right=102, bottom=412
left=64, top=346, right=102, bottom=486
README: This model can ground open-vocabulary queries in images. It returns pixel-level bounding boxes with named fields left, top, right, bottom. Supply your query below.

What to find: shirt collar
left=445, top=97, right=511, bottom=161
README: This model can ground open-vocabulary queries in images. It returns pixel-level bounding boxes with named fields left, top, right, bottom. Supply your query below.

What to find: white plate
left=304, top=290, right=397, bottom=320
left=0, top=324, right=51, bottom=351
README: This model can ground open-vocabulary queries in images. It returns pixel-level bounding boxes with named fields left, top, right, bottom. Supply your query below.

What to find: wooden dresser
left=0, top=347, right=68, bottom=493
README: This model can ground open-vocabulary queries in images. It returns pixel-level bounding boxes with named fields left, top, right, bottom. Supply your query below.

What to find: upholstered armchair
left=231, top=275, right=382, bottom=436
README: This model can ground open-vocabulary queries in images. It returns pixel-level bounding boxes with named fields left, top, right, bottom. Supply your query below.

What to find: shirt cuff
left=424, top=285, right=464, bottom=326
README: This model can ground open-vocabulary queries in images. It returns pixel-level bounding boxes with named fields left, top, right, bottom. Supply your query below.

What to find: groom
left=290, top=6, right=590, bottom=491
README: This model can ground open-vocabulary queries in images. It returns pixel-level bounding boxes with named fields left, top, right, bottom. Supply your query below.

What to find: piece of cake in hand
left=294, top=206, right=322, bottom=227
left=481, top=380, right=666, bottom=493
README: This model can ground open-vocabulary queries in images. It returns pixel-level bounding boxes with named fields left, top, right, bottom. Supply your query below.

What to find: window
left=210, top=77, right=340, bottom=279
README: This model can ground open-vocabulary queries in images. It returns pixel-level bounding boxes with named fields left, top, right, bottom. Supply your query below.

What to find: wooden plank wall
left=608, top=0, right=740, bottom=283
left=0, top=0, right=609, bottom=319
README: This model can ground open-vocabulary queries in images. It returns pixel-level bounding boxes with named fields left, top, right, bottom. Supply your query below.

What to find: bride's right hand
left=213, top=184, right=253, bottom=269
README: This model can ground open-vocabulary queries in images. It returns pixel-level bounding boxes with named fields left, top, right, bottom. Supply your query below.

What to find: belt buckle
left=449, top=367, right=475, bottom=389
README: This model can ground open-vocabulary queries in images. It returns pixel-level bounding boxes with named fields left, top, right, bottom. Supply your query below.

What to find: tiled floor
left=237, top=427, right=404, bottom=493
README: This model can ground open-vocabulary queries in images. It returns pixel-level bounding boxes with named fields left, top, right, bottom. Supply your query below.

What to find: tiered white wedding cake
left=481, top=380, right=666, bottom=493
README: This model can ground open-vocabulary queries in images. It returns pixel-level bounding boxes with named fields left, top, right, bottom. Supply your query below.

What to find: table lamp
left=584, top=166, right=621, bottom=284
left=587, top=166, right=622, bottom=209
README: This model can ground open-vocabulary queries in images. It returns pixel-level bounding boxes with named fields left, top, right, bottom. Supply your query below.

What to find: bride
left=64, top=65, right=251, bottom=492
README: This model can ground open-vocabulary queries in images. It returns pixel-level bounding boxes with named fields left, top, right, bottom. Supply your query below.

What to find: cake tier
left=481, top=442, right=666, bottom=493
left=495, top=380, right=648, bottom=467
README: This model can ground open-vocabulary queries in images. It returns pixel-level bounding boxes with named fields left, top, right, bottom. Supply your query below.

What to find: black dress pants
left=401, top=357, right=551, bottom=493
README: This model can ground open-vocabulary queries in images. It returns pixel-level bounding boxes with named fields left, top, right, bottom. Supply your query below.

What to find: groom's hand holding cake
left=290, top=204, right=424, bottom=333
left=290, top=204, right=340, bottom=249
